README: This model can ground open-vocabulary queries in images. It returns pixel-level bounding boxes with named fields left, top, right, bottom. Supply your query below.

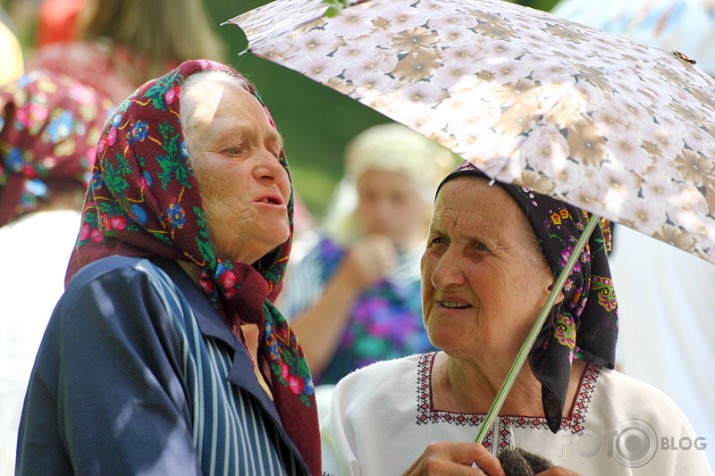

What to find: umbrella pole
left=475, top=213, right=601, bottom=445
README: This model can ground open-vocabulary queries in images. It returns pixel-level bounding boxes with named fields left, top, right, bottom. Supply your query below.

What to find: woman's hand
left=287, top=234, right=396, bottom=374
left=341, top=235, right=397, bottom=291
left=403, top=442, right=506, bottom=476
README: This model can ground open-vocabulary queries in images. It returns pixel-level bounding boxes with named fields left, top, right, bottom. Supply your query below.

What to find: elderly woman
left=320, top=162, right=711, bottom=475
left=279, top=123, right=457, bottom=385
left=16, top=60, right=320, bottom=475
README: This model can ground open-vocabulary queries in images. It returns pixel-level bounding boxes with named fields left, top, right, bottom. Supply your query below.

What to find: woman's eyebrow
left=268, top=129, right=284, bottom=149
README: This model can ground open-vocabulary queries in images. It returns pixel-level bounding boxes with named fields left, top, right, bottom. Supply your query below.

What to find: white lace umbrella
left=225, top=0, right=715, bottom=444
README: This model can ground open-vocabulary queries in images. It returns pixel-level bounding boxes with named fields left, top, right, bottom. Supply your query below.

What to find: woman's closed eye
left=223, top=146, right=243, bottom=155
left=267, top=142, right=282, bottom=159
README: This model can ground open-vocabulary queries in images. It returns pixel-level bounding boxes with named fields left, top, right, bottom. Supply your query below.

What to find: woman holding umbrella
left=320, top=162, right=711, bottom=475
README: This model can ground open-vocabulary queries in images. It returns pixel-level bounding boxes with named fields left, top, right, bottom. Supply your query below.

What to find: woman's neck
left=433, top=352, right=586, bottom=417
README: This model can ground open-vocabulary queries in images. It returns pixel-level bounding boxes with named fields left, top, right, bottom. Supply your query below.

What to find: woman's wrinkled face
left=420, top=177, right=554, bottom=360
left=185, top=78, right=291, bottom=264
left=356, top=169, right=429, bottom=247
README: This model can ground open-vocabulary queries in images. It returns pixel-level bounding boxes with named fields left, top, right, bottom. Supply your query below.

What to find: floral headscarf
left=0, top=70, right=113, bottom=226
left=64, top=59, right=320, bottom=474
left=438, top=161, right=618, bottom=433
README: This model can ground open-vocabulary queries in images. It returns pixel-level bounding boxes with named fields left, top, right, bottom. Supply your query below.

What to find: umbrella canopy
left=552, top=0, right=715, bottom=76
left=226, top=0, right=715, bottom=265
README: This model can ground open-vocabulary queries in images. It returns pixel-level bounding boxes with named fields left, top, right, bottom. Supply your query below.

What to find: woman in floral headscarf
left=0, top=69, right=111, bottom=474
left=320, top=162, right=711, bottom=475
left=16, top=60, right=320, bottom=476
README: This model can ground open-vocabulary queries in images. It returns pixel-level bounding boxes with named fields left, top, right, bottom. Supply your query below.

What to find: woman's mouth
left=255, top=194, right=284, bottom=206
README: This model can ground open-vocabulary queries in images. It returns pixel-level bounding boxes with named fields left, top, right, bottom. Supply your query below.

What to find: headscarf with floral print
left=438, top=161, right=618, bottom=433
left=0, top=69, right=113, bottom=227
left=64, top=59, right=320, bottom=474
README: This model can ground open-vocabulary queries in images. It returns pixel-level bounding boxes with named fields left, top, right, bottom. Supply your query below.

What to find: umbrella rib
left=228, top=0, right=373, bottom=54
left=224, top=1, right=329, bottom=51
left=475, top=213, right=601, bottom=445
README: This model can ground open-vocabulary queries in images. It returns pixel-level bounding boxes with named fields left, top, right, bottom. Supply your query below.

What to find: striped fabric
left=138, top=260, right=304, bottom=476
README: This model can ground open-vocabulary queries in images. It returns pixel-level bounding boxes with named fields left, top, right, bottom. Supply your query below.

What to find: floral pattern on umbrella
left=226, top=0, right=715, bottom=264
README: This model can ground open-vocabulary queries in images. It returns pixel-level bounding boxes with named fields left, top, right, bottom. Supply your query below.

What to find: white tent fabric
left=552, top=0, right=715, bottom=76
left=0, top=210, right=82, bottom=474
left=609, top=225, right=715, bottom=467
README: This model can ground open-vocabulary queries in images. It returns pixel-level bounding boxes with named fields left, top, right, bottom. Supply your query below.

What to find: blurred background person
left=27, top=0, right=225, bottom=104
left=0, top=4, right=23, bottom=85
left=278, top=123, right=458, bottom=390
left=0, top=69, right=112, bottom=474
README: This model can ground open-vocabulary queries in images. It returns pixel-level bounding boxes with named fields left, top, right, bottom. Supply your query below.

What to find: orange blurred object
left=36, top=0, right=85, bottom=46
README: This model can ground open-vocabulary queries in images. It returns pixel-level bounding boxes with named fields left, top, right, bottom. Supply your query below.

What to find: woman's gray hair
left=179, top=70, right=250, bottom=154
left=322, top=123, right=458, bottom=245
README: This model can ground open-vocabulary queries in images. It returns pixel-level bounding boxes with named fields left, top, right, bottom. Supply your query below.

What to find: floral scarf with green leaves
left=438, top=161, right=618, bottom=434
left=65, top=59, right=320, bottom=474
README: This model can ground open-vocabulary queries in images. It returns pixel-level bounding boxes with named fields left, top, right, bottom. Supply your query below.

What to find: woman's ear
left=547, top=283, right=565, bottom=304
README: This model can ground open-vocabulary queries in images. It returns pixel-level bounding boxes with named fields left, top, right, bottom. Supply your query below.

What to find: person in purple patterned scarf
left=279, top=123, right=457, bottom=386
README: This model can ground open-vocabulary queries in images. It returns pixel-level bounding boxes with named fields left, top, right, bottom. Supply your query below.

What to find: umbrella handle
left=474, top=213, right=601, bottom=444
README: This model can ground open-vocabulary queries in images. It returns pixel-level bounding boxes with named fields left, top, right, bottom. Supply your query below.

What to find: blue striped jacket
left=17, top=256, right=309, bottom=475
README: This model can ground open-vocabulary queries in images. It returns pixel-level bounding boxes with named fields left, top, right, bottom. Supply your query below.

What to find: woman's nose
left=369, top=198, right=394, bottom=224
left=430, top=248, right=465, bottom=290
left=253, top=150, right=286, bottom=182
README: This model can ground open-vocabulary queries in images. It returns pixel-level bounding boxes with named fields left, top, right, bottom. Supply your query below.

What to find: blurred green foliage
left=510, top=0, right=560, bottom=11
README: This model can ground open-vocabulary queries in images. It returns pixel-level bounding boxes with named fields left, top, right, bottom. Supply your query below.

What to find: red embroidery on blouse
left=415, top=352, right=600, bottom=451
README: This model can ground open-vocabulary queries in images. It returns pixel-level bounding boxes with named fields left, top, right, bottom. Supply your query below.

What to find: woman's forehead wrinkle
left=437, top=191, right=518, bottom=251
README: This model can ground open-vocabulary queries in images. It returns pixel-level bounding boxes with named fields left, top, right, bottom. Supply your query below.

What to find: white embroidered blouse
left=321, top=352, right=712, bottom=476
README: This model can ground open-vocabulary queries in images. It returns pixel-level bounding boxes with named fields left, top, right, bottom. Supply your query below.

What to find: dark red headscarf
left=65, top=59, right=320, bottom=474
left=438, top=161, right=618, bottom=434
left=0, top=69, right=113, bottom=226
